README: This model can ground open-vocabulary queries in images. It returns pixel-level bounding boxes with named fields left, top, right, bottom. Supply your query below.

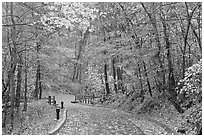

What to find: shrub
left=177, top=60, right=202, bottom=134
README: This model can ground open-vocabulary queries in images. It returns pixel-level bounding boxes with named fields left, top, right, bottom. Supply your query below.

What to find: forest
left=1, top=2, right=202, bottom=135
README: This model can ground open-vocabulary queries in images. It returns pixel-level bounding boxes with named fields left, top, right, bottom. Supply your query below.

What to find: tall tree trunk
left=117, top=67, right=121, bottom=92
left=34, top=43, right=40, bottom=99
left=72, top=65, right=77, bottom=82
left=23, top=70, right=28, bottom=111
left=9, top=60, right=16, bottom=132
left=160, top=6, right=184, bottom=113
left=34, top=67, right=39, bottom=99
left=197, top=4, right=202, bottom=53
left=116, top=56, right=123, bottom=93
left=112, top=57, right=117, bottom=94
left=3, top=2, right=10, bottom=129
left=23, top=45, right=28, bottom=111
left=137, top=63, right=144, bottom=102
left=160, top=11, right=176, bottom=97
left=188, top=43, right=192, bottom=67
left=182, top=2, right=198, bottom=78
left=15, top=55, right=22, bottom=114
left=75, top=65, right=79, bottom=82
left=142, top=61, right=152, bottom=97
left=38, top=64, right=42, bottom=99
left=74, top=40, right=82, bottom=83
left=9, top=2, right=18, bottom=132
left=2, top=75, right=10, bottom=101
left=104, top=63, right=110, bottom=95
left=141, top=2, right=165, bottom=86
left=165, top=90, right=184, bottom=113
left=117, top=66, right=125, bottom=94
left=190, top=21, right=201, bottom=54
left=154, top=77, right=162, bottom=93
left=72, top=43, right=77, bottom=82
left=2, top=75, right=10, bottom=128
left=78, top=64, right=82, bottom=84
left=72, top=27, right=90, bottom=83
left=3, top=65, right=16, bottom=130
left=2, top=55, right=9, bottom=98
left=3, top=85, right=10, bottom=129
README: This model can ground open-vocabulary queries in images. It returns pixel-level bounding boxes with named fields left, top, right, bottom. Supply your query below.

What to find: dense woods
left=2, top=2, right=202, bottom=135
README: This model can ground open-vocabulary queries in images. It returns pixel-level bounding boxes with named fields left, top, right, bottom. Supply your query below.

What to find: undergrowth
left=2, top=99, right=63, bottom=135
left=102, top=93, right=199, bottom=135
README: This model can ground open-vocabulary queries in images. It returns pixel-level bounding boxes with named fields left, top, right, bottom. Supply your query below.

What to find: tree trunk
left=23, top=52, right=28, bottom=111
left=3, top=64, right=16, bottom=130
left=142, top=61, right=152, bottom=97
left=73, top=27, right=90, bottom=83
left=74, top=40, right=82, bottom=83
left=34, top=43, right=40, bottom=99
left=112, top=57, right=117, bottom=94
left=104, top=63, right=110, bottom=95
left=3, top=2, right=10, bottom=129
left=34, top=65, right=39, bottom=99
left=188, top=43, right=192, bottom=67
left=2, top=75, right=10, bottom=128
left=15, top=56, right=22, bottom=113
left=117, top=67, right=124, bottom=93
left=160, top=12, right=176, bottom=97
left=182, top=2, right=197, bottom=78
left=154, top=77, right=162, bottom=93
left=141, top=2, right=165, bottom=86
left=38, top=64, right=42, bottom=99
left=75, top=65, right=79, bottom=82
left=9, top=2, right=18, bottom=132
left=78, top=64, right=82, bottom=84
left=197, top=5, right=202, bottom=53
left=72, top=64, right=78, bottom=82
left=72, top=63, right=77, bottom=82
left=160, top=8, right=183, bottom=113
left=2, top=55, right=10, bottom=99
left=2, top=71, right=10, bottom=102
left=9, top=61, right=16, bottom=132
left=137, top=63, right=144, bottom=102
left=165, top=91, right=184, bottom=113
left=117, top=67, right=121, bottom=92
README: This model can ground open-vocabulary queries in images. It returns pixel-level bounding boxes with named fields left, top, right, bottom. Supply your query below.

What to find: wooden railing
left=74, top=94, right=102, bottom=104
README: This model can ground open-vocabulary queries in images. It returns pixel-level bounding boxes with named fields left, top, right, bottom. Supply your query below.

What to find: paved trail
left=44, top=91, right=144, bottom=135
left=59, top=105, right=144, bottom=135
left=43, top=91, right=173, bottom=135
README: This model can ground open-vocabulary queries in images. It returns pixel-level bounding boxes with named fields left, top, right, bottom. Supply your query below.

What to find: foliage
left=42, top=2, right=97, bottom=33
left=176, top=60, right=202, bottom=134
left=85, top=63, right=105, bottom=95
left=177, top=60, right=202, bottom=105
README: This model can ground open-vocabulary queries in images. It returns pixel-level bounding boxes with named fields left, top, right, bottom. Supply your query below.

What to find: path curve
left=44, top=91, right=175, bottom=135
